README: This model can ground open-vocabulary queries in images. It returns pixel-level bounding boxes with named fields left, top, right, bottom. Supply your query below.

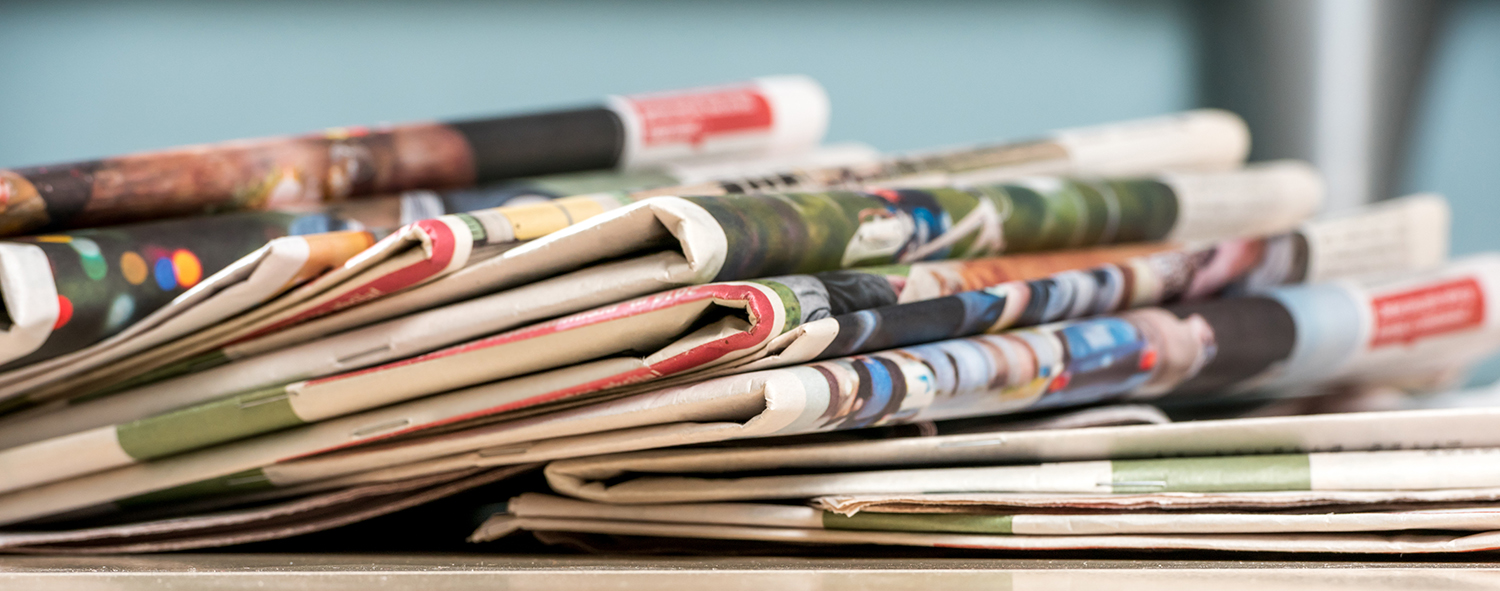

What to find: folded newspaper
left=0, top=76, right=830, bottom=235
left=0, top=145, right=880, bottom=388
left=271, top=252, right=1494, bottom=483
left=0, top=231, right=1482, bottom=529
left=0, top=193, right=1443, bottom=497
left=0, top=144, right=882, bottom=408
left=0, top=162, right=1322, bottom=453
left=0, top=109, right=1254, bottom=407
left=116, top=196, right=1444, bottom=485
left=477, top=404, right=1500, bottom=555
left=485, top=491, right=1500, bottom=555
left=0, top=406, right=1151, bottom=553
left=0, top=210, right=379, bottom=375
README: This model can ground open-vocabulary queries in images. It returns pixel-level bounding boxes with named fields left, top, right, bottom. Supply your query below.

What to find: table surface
left=3, top=554, right=1500, bottom=590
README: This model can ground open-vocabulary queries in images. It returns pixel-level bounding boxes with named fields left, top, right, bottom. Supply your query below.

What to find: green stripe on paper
left=847, top=264, right=912, bottom=278
left=929, top=188, right=985, bottom=256
left=822, top=511, right=1014, bottom=535
left=752, top=280, right=801, bottom=332
left=1110, top=454, right=1312, bottom=494
left=116, top=385, right=303, bottom=461
left=115, top=468, right=275, bottom=509
left=453, top=213, right=487, bottom=244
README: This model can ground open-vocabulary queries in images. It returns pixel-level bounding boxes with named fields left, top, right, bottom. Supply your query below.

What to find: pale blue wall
left=0, top=0, right=1196, bottom=166
left=1405, top=0, right=1500, bottom=258
left=1403, top=0, right=1500, bottom=385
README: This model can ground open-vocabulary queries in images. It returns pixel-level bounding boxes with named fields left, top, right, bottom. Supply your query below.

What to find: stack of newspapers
left=0, top=75, right=1496, bottom=555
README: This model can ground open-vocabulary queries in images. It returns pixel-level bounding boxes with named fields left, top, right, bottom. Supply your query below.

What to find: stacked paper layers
left=486, top=407, right=1500, bottom=555
left=0, top=76, right=1492, bottom=555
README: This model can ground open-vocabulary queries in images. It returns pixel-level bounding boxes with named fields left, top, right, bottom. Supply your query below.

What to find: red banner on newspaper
left=625, top=87, right=774, bottom=147
left=1370, top=277, right=1485, bottom=347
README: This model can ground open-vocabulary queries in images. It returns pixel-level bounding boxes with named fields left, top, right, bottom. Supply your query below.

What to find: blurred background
left=1, top=0, right=1496, bottom=378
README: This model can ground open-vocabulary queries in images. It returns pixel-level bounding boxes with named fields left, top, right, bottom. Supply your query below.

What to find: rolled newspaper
left=0, top=76, right=830, bottom=235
